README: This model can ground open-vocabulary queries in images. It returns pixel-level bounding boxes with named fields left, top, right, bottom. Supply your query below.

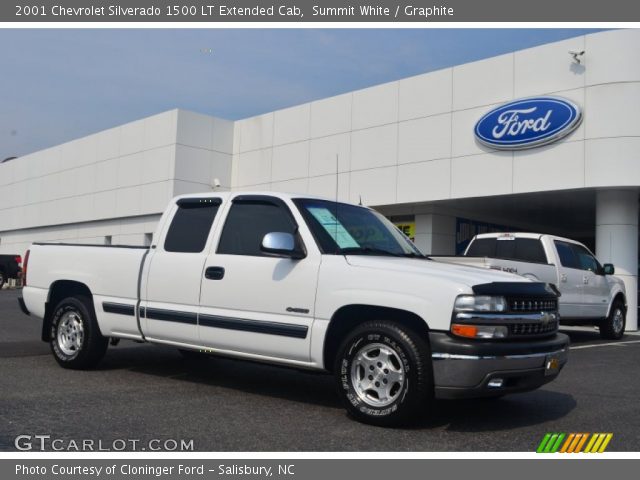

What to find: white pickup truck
left=19, top=192, right=569, bottom=425
left=435, top=232, right=627, bottom=339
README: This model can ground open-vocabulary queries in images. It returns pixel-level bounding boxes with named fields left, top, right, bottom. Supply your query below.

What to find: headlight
left=451, top=324, right=508, bottom=339
left=454, top=295, right=507, bottom=313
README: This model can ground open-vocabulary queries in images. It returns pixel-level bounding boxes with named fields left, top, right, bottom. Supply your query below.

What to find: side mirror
left=603, top=263, right=615, bottom=275
left=261, top=232, right=305, bottom=259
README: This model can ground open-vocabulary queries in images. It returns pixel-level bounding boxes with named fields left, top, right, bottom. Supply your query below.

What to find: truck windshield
left=294, top=198, right=424, bottom=258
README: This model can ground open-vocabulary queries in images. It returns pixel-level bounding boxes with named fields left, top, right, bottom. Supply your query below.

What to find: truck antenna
left=334, top=154, right=339, bottom=254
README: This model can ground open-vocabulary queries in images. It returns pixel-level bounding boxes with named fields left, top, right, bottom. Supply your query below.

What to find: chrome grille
left=510, top=321, right=558, bottom=336
left=509, top=298, right=557, bottom=313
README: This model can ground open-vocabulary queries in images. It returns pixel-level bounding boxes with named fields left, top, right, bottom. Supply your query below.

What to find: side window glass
left=571, top=244, right=600, bottom=272
left=554, top=241, right=579, bottom=269
left=218, top=200, right=297, bottom=256
left=164, top=200, right=219, bottom=253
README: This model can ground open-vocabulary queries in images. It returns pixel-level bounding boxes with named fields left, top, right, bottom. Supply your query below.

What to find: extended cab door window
left=165, top=199, right=220, bottom=253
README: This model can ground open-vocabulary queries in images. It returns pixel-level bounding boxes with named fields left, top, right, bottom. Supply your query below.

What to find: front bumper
left=429, top=331, right=569, bottom=399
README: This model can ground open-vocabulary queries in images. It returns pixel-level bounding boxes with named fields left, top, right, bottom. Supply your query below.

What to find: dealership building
left=0, top=29, right=638, bottom=329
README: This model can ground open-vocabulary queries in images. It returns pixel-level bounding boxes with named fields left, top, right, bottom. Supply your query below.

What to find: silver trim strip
left=432, top=348, right=567, bottom=361
left=455, top=312, right=558, bottom=323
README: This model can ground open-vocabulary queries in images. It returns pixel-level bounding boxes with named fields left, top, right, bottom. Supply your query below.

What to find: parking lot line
left=570, top=340, right=640, bottom=350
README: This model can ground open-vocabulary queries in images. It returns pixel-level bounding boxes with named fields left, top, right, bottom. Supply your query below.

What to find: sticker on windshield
left=307, top=207, right=360, bottom=249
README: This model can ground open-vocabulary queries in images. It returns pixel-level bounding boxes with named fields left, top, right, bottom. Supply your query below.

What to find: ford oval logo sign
left=474, top=97, right=582, bottom=150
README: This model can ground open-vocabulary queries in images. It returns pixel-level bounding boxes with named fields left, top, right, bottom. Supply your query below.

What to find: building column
left=595, top=189, right=639, bottom=331
left=414, top=214, right=456, bottom=255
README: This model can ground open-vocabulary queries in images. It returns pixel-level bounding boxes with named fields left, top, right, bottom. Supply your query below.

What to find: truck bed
left=23, top=243, right=149, bottom=338
left=431, top=255, right=557, bottom=281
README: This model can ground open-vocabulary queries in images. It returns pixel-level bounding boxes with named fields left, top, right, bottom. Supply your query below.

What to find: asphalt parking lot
left=1, top=289, right=639, bottom=452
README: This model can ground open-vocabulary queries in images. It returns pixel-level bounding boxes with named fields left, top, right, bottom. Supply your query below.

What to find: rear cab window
left=467, top=236, right=547, bottom=264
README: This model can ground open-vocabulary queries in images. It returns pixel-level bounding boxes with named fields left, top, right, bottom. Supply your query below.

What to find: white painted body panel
left=22, top=244, right=146, bottom=338
left=198, top=254, right=319, bottom=362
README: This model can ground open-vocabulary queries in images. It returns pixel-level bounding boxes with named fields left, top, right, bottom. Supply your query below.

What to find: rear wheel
left=50, top=296, right=108, bottom=369
left=600, top=300, right=626, bottom=340
left=334, top=320, right=433, bottom=426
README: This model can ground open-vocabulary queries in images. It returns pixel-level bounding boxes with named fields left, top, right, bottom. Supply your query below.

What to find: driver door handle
left=205, top=266, right=225, bottom=280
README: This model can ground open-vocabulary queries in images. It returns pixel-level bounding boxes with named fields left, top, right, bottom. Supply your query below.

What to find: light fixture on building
left=568, top=49, right=585, bottom=64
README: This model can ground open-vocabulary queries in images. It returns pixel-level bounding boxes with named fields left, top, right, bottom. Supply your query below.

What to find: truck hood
left=345, top=255, right=531, bottom=288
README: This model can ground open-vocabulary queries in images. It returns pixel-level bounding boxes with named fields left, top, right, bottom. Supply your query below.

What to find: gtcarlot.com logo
left=536, top=433, right=613, bottom=453
left=14, top=435, right=194, bottom=452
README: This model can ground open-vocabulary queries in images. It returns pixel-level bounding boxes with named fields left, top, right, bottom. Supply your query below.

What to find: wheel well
left=612, top=293, right=627, bottom=311
left=42, top=280, right=93, bottom=342
left=322, top=305, right=429, bottom=372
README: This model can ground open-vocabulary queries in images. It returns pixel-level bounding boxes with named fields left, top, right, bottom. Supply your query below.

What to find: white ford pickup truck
left=434, top=232, right=627, bottom=340
left=19, top=192, right=569, bottom=425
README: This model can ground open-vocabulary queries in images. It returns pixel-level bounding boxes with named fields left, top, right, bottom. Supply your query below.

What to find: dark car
left=0, top=254, right=22, bottom=288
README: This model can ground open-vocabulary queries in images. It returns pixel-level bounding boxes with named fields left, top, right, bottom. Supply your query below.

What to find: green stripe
left=544, top=434, right=559, bottom=453
left=537, top=433, right=552, bottom=453
left=550, top=433, right=566, bottom=453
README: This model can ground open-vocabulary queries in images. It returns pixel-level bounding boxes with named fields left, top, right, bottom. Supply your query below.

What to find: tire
left=600, top=300, right=626, bottom=340
left=50, top=296, right=108, bottom=369
left=334, top=320, right=433, bottom=426
left=0, top=271, right=5, bottom=289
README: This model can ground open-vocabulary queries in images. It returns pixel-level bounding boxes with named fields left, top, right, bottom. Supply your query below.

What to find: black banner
left=3, top=459, right=640, bottom=480
left=3, top=0, right=640, bottom=22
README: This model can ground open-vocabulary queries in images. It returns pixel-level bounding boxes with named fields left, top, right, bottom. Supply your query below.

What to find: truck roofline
left=171, top=190, right=334, bottom=203
left=473, top=232, right=585, bottom=245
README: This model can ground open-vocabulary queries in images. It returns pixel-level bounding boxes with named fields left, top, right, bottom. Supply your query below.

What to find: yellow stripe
left=598, top=434, right=613, bottom=453
left=568, top=434, right=582, bottom=453
left=591, top=434, right=606, bottom=453
left=575, top=433, right=589, bottom=453
left=584, top=433, right=598, bottom=453
left=560, top=433, right=575, bottom=453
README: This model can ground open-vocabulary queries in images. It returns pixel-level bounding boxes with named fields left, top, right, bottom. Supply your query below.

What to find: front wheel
left=334, top=320, right=433, bottom=426
left=600, top=300, right=626, bottom=340
left=50, top=296, right=108, bottom=369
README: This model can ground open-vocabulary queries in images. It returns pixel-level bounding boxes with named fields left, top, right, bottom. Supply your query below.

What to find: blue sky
left=0, top=28, right=604, bottom=157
